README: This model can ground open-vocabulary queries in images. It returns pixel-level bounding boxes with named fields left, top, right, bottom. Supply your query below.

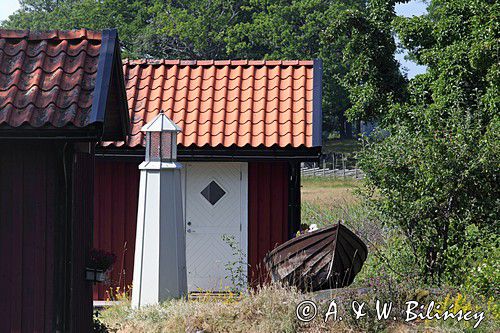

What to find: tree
left=359, top=0, right=499, bottom=284
left=129, top=0, right=250, bottom=59
left=226, top=0, right=406, bottom=134
left=2, top=0, right=405, bottom=136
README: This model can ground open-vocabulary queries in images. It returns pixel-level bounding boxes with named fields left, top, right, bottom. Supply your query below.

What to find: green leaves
left=360, top=0, right=499, bottom=286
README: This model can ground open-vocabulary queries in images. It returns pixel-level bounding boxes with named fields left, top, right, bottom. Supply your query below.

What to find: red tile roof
left=0, top=29, right=129, bottom=139
left=106, top=59, right=322, bottom=148
left=0, top=29, right=102, bottom=128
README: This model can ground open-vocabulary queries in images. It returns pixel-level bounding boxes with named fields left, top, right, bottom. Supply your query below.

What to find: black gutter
left=95, top=146, right=321, bottom=162
left=95, top=153, right=320, bottom=162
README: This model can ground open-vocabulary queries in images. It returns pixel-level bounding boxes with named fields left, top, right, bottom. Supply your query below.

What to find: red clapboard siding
left=248, top=161, right=289, bottom=286
left=71, top=152, right=95, bottom=332
left=0, top=143, right=60, bottom=332
left=92, top=160, right=289, bottom=299
left=93, top=160, right=140, bottom=300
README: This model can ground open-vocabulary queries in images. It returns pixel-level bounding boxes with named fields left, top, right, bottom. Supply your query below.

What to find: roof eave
left=0, top=124, right=102, bottom=140
left=89, top=28, right=129, bottom=142
left=312, top=58, right=323, bottom=148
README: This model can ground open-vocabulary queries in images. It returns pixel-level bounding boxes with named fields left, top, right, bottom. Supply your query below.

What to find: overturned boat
left=264, top=222, right=368, bottom=291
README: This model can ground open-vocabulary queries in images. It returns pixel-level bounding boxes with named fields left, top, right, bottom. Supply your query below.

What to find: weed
left=221, top=234, right=248, bottom=291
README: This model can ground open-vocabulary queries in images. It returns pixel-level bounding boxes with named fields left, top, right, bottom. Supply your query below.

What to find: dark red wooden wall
left=0, top=143, right=60, bottom=332
left=248, top=161, right=289, bottom=285
left=93, top=160, right=140, bottom=300
left=93, top=159, right=290, bottom=299
left=0, top=143, right=95, bottom=332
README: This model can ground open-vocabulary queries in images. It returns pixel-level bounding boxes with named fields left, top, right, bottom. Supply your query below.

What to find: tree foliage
left=226, top=0, right=406, bottom=131
left=1, top=0, right=405, bottom=134
left=359, top=0, right=499, bottom=285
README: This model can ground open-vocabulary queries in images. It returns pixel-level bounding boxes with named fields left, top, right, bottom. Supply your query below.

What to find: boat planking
left=264, top=222, right=368, bottom=291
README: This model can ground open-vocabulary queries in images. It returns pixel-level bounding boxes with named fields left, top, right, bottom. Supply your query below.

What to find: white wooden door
left=183, top=162, right=248, bottom=292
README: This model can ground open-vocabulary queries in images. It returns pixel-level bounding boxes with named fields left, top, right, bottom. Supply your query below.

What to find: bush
left=460, top=229, right=499, bottom=297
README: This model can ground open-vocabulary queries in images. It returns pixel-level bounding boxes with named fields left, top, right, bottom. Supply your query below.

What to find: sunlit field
left=301, top=177, right=360, bottom=205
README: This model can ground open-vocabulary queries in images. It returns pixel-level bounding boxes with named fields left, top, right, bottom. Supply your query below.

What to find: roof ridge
left=123, top=59, right=315, bottom=66
left=0, top=29, right=102, bottom=40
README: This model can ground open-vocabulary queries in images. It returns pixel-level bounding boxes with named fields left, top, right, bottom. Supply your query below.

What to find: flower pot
left=86, top=268, right=106, bottom=283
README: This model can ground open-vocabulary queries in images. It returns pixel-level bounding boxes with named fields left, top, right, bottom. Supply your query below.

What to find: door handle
left=187, top=228, right=195, bottom=233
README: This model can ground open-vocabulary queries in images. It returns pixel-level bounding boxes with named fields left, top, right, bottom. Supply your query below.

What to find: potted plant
left=86, top=249, right=116, bottom=283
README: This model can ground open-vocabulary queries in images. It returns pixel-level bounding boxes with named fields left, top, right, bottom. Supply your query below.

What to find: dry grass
left=99, top=285, right=324, bottom=333
left=97, top=284, right=420, bottom=333
left=98, top=284, right=498, bottom=333
left=301, top=177, right=360, bottom=206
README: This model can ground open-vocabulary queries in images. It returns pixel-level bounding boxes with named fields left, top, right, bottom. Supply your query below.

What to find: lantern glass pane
left=171, top=134, right=177, bottom=160
left=161, top=132, right=172, bottom=161
left=150, top=132, right=161, bottom=161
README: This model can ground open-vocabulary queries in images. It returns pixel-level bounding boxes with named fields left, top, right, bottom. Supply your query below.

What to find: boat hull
left=264, top=223, right=368, bottom=291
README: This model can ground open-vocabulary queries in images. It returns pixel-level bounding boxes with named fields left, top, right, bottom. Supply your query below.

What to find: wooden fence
left=301, top=153, right=364, bottom=179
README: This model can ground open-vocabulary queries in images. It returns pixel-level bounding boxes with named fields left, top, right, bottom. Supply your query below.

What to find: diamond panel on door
left=200, top=181, right=226, bottom=205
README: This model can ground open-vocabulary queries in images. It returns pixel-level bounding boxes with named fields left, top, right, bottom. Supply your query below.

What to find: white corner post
left=131, top=112, right=187, bottom=308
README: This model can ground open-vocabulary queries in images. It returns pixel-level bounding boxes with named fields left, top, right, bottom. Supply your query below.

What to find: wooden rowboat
left=264, top=222, right=368, bottom=291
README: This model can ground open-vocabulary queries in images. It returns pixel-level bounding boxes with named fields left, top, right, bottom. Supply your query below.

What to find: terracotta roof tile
left=106, top=59, right=321, bottom=148
left=0, top=29, right=102, bottom=128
